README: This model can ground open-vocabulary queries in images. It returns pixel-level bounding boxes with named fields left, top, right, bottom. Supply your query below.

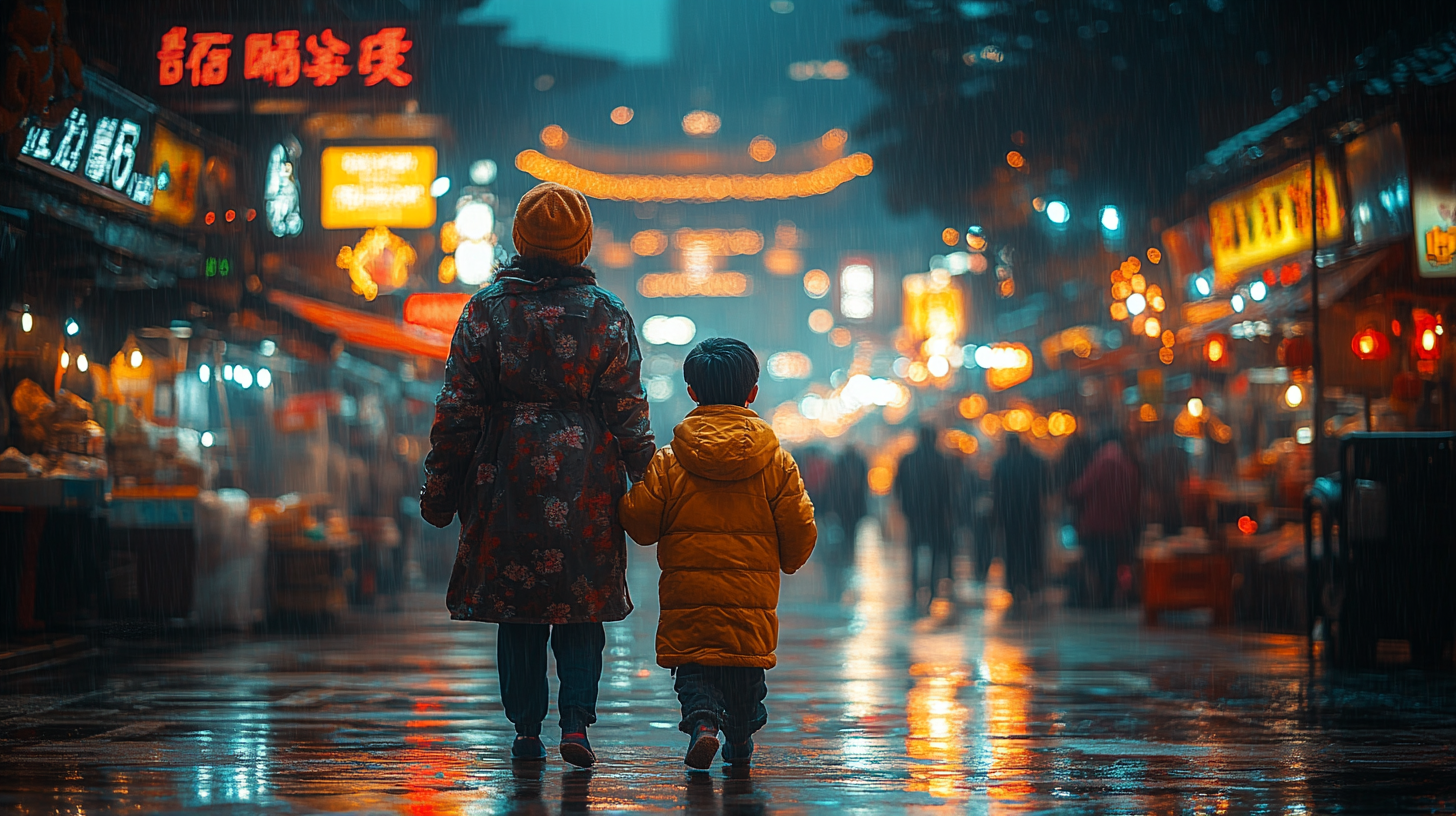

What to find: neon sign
left=264, top=143, right=303, bottom=237
left=319, top=145, right=436, bottom=230
left=157, top=26, right=413, bottom=89
left=17, top=74, right=158, bottom=210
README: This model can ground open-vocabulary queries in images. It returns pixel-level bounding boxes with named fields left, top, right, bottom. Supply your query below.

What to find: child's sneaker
left=684, top=721, right=721, bottom=770
left=511, top=735, right=546, bottom=761
left=721, top=736, right=754, bottom=766
left=559, top=732, right=596, bottom=768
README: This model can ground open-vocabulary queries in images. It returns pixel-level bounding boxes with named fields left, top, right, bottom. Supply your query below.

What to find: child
left=619, top=337, right=817, bottom=770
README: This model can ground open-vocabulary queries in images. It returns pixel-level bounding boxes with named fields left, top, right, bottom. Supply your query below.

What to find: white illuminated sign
left=264, top=143, right=303, bottom=237
left=840, top=263, right=874, bottom=319
left=20, top=105, right=156, bottom=207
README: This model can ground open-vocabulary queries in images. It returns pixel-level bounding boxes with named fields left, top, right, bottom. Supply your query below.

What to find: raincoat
left=421, top=257, right=655, bottom=625
left=618, top=405, right=817, bottom=668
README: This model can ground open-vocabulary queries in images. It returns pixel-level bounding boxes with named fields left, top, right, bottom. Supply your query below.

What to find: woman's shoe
left=511, top=735, right=546, bottom=761
left=559, top=732, right=596, bottom=768
left=720, top=736, right=754, bottom=766
left=684, top=722, right=721, bottom=770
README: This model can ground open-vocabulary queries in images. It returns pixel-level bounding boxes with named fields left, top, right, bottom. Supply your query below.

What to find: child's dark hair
left=683, top=337, right=759, bottom=406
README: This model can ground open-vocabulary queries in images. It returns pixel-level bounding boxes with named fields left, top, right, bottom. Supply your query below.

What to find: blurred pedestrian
left=993, top=434, right=1048, bottom=606
left=1069, top=430, right=1141, bottom=607
left=619, top=337, right=816, bottom=770
left=421, top=182, right=655, bottom=767
left=894, top=425, right=958, bottom=611
left=825, top=446, right=869, bottom=552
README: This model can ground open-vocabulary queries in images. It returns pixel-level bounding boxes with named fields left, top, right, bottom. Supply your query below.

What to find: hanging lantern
left=1350, top=328, right=1390, bottom=361
left=1412, top=310, right=1442, bottom=362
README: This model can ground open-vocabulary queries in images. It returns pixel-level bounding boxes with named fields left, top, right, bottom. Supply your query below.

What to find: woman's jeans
left=497, top=622, right=605, bottom=737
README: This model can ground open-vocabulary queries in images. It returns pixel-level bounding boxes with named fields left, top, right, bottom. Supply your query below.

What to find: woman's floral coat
left=421, top=259, right=654, bottom=625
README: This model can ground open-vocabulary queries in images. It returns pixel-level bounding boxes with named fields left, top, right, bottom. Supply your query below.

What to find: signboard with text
left=1413, top=174, right=1456, bottom=278
left=154, top=25, right=416, bottom=95
left=17, top=72, right=157, bottom=212
left=319, top=145, right=437, bottom=230
left=1208, top=158, right=1343, bottom=287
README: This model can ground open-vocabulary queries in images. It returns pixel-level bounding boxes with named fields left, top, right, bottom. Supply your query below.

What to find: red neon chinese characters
left=186, top=32, right=233, bottom=87
left=358, top=27, right=413, bottom=87
left=244, top=31, right=301, bottom=87
left=158, top=27, right=187, bottom=85
left=303, top=29, right=351, bottom=87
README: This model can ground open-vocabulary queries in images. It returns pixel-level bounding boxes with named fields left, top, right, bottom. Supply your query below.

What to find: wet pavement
left=4, top=524, right=1456, bottom=814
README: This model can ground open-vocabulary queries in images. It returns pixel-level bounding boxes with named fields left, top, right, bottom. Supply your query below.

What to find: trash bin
left=1315, top=433, right=1455, bottom=666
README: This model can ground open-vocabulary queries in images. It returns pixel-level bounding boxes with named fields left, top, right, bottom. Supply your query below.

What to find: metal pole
left=1309, top=118, right=1327, bottom=476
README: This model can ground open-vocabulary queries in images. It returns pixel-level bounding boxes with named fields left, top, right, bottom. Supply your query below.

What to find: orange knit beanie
left=511, top=182, right=593, bottom=266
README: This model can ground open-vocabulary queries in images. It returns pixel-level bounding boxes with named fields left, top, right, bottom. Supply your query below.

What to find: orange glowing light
left=803, top=268, right=831, bottom=298
left=1047, top=411, right=1076, bottom=436
left=539, top=124, right=568, bottom=150
left=1161, top=330, right=1176, bottom=348
left=630, top=229, right=667, bottom=256
left=868, top=466, right=893, bottom=495
left=437, top=255, right=456, bottom=283
left=959, top=394, right=988, bottom=420
left=319, top=145, right=437, bottom=230
left=1006, top=151, right=1025, bottom=168
left=969, top=253, right=989, bottom=273
left=749, top=136, right=778, bottom=162
left=1237, top=515, right=1258, bottom=535
left=610, top=106, right=634, bottom=125
left=763, top=247, right=802, bottom=276
left=672, top=228, right=763, bottom=256
left=1139, top=403, right=1158, bottom=422
left=998, top=278, right=1015, bottom=297
left=1124, top=256, right=1142, bottom=275
left=1159, top=346, right=1175, bottom=365
left=1112, top=281, right=1132, bottom=300
left=1150, top=295, right=1166, bottom=312
left=829, top=327, right=852, bottom=347
left=967, top=234, right=988, bottom=252
left=980, top=413, right=1002, bottom=436
left=637, top=271, right=751, bottom=298
left=941, top=227, right=960, bottom=246
left=403, top=292, right=472, bottom=335
left=243, top=30, right=301, bottom=87
left=1205, top=336, right=1227, bottom=363
left=682, top=110, right=722, bottom=137
left=821, top=128, right=848, bottom=151
left=224, top=209, right=236, bottom=222
left=246, top=208, right=256, bottom=221
left=204, top=211, right=216, bottom=225
left=983, top=342, right=1033, bottom=392
left=1130, top=274, right=1147, bottom=294
left=357, top=27, right=412, bottom=86
left=513, top=150, right=873, bottom=202
left=1110, top=301, right=1129, bottom=321
left=1147, top=247, right=1162, bottom=264
left=808, top=308, right=834, bottom=333
left=1031, top=416, right=1049, bottom=438
left=1144, top=317, right=1161, bottom=338
left=336, top=226, right=416, bottom=301
left=1003, top=408, right=1032, bottom=432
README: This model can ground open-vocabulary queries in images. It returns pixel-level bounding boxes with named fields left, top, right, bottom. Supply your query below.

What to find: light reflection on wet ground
left=3, top=523, right=1456, bottom=814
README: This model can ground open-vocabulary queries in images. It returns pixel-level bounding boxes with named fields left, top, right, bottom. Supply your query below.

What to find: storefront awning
left=267, top=290, right=451, bottom=360
left=1182, top=245, right=1395, bottom=342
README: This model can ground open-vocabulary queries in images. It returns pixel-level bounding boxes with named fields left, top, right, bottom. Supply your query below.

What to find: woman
left=421, top=182, right=654, bottom=767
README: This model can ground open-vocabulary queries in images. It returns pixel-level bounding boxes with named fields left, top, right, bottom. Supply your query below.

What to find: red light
left=1350, top=328, right=1390, bottom=361
left=1237, top=515, right=1258, bottom=535
left=225, top=209, right=236, bottom=222
left=1413, top=310, right=1442, bottom=361
left=403, top=292, right=472, bottom=335
left=246, top=208, right=257, bottom=221
left=1204, top=335, right=1228, bottom=365
left=204, top=211, right=216, bottom=225
left=1263, top=268, right=1276, bottom=286
left=1391, top=319, right=1401, bottom=337
left=1279, top=262, right=1302, bottom=286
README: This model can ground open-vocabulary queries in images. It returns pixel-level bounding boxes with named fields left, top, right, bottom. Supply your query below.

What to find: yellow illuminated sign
left=149, top=125, right=203, bottom=226
left=320, top=145, right=436, bottom=230
left=1208, top=159, right=1342, bottom=285
left=901, top=272, right=964, bottom=345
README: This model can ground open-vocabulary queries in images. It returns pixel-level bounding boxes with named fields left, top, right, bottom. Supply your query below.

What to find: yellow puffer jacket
left=619, top=405, right=816, bottom=668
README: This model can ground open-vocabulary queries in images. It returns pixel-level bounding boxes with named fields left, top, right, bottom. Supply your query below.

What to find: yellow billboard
left=150, top=125, right=203, bottom=226
left=320, top=145, right=436, bottom=230
left=1208, top=158, right=1342, bottom=286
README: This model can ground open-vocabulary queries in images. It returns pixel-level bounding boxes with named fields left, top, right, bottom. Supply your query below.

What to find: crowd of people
left=795, top=424, right=1147, bottom=617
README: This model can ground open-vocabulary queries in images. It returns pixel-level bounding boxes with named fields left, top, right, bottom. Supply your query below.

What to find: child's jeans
left=673, top=664, right=768, bottom=744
